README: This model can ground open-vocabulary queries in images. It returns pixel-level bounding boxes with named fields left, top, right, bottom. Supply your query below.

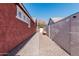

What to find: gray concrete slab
left=16, top=32, right=69, bottom=56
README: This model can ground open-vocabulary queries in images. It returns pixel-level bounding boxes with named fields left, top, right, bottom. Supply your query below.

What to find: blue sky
left=24, top=3, right=79, bottom=22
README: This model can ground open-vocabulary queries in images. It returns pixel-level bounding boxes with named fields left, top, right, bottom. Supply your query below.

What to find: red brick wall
left=0, top=4, right=36, bottom=55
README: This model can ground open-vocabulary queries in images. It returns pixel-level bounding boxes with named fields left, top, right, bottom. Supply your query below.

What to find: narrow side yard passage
left=16, top=32, right=69, bottom=56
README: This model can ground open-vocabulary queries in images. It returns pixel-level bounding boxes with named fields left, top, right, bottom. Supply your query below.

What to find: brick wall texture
left=0, top=4, right=36, bottom=55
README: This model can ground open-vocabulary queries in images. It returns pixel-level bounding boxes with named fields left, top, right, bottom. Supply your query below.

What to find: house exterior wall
left=0, top=3, right=36, bottom=55
left=47, top=18, right=71, bottom=54
left=53, top=18, right=71, bottom=54
left=16, top=5, right=30, bottom=27
left=70, top=13, right=79, bottom=55
left=46, top=12, right=79, bottom=55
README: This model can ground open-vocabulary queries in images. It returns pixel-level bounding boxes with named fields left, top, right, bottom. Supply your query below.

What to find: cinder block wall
left=0, top=4, right=36, bottom=55
left=47, top=12, right=79, bottom=55
left=53, top=19, right=71, bottom=54
left=70, top=13, right=79, bottom=55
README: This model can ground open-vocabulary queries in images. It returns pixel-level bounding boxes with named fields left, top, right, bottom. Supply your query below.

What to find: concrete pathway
left=16, top=32, right=69, bottom=56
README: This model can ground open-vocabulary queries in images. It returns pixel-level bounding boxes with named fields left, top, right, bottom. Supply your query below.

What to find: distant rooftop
left=50, top=17, right=63, bottom=23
